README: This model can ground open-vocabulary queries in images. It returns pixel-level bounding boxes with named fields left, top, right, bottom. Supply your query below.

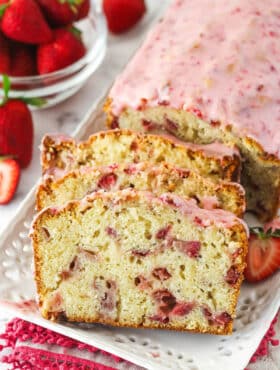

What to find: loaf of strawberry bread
left=41, top=129, right=240, bottom=182
left=36, top=162, right=245, bottom=216
left=105, top=0, right=280, bottom=221
left=31, top=190, right=248, bottom=334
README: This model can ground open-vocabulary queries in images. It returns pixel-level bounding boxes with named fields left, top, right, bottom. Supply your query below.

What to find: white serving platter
left=0, top=94, right=279, bottom=370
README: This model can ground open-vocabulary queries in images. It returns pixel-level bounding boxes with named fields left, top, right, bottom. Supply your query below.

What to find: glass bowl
left=1, top=3, right=107, bottom=109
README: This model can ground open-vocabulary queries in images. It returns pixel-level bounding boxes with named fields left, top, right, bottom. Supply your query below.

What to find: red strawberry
left=10, top=44, right=37, bottom=77
left=245, top=227, right=280, bottom=282
left=0, top=157, right=20, bottom=204
left=0, top=75, right=39, bottom=168
left=76, top=0, right=90, bottom=21
left=37, top=27, right=86, bottom=75
left=103, top=0, right=146, bottom=34
left=36, top=0, right=81, bottom=26
left=0, top=0, right=52, bottom=44
left=0, top=33, right=10, bottom=74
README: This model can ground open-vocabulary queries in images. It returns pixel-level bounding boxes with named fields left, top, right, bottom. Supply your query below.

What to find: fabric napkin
left=0, top=316, right=278, bottom=370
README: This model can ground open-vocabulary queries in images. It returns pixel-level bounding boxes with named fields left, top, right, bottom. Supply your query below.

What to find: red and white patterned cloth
left=0, top=316, right=278, bottom=370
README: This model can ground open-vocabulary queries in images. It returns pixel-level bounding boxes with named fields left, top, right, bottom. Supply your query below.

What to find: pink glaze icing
left=81, top=189, right=249, bottom=234
left=199, top=196, right=220, bottom=210
left=159, top=133, right=239, bottom=158
left=33, top=189, right=248, bottom=234
left=43, top=133, right=74, bottom=145
left=158, top=192, right=249, bottom=234
left=110, top=0, right=280, bottom=158
left=40, top=133, right=74, bottom=155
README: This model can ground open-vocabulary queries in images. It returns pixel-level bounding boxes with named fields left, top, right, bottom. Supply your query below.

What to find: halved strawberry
left=0, top=157, right=20, bottom=204
left=245, top=227, right=280, bottom=282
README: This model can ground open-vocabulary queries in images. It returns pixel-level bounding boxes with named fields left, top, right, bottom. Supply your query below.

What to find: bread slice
left=41, top=129, right=241, bottom=182
left=105, top=0, right=280, bottom=221
left=36, top=162, right=245, bottom=217
left=106, top=104, right=279, bottom=222
left=31, top=189, right=248, bottom=335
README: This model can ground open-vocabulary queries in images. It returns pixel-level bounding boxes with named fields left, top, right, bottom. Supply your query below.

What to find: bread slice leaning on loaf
left=105, top=0, right=280, bottom=221
left=31, top=189, right=248, bottom=335
left=41, top=129, right=241, bottom=182
left=36, top=162, right=245, bottom=217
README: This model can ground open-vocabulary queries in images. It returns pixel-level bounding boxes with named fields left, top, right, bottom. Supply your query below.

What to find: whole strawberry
left=10, top=44, right=37, bottom=77
left=0, top=0, right=52, bottom=44
left=37, top=28, right=86, bottom=75
left=0, top=157, right=20, bottom=204
left=0, top=75, right=43, bottom=168
left=103, top=0, right=146, bottom=34
left=0, top=33, right=10, bottom=74
left=37, top=0, right=78, bottom=26
left=76, top=0, right=90, bottom=21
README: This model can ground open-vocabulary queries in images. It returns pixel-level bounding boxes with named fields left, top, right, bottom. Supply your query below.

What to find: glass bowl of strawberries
left=0, top=0, right=107, bottom=108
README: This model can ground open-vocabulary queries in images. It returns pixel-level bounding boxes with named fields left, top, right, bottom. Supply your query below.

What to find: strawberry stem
left=1, top=74, right=46, bottom=107
left=250, top=226, right=280, bottom=239
left=0, top=155, right=16, bottom=162
left=21, top=97, right=46, bottom=107
left=70, top=26, right=82, bottom=39
left=59, top=0, right=83, bottom=13
left=0, top=3, right=9, bottom=18
left=1, top=74, right=10, bottom=106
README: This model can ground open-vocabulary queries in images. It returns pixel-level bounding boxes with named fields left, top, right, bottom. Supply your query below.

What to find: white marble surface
left=0, top=1, right=279, bottom=369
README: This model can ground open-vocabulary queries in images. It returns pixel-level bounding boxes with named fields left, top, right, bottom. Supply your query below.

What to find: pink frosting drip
left=81, top=189, right=248, bottom=234
left=159, top=133, right=239, bottom=158
left=158, top=192, right=249, bottom=234
left=110, top=0, right=280, bottom=158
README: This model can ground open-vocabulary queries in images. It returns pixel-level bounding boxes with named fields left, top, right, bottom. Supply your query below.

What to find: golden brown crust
left=41, top=135, right=76, bottom=175
left=41, top=311, right=233, bottom=335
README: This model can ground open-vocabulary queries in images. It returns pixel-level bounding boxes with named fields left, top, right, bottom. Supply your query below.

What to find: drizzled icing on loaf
left=110, top=0, right=280, bottom=157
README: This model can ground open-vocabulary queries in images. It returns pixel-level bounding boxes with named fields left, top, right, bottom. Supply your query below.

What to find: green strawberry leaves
left=70, top=25, right=82, bottom=39
left=250, top=226, right=280, bottom=240
left=1, top=74, right=10, bottom=105
left=21, top=97, right=46, bottom=107
left=1, top=74, right=46, bottom=107
left=0, top=2, right=9, bottom=18
left=60, top=0, right=83, bottom=13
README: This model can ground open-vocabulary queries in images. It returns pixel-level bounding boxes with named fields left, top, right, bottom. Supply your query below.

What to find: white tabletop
left=0, top=1, right=278, bottom=368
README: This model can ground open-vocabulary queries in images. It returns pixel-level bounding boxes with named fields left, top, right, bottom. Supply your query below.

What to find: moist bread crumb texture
left=36, top=162, right=245, bottom=217
left=31, top=190, right=248, bottom=335
left=41, top=129, right=241, bottom=182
